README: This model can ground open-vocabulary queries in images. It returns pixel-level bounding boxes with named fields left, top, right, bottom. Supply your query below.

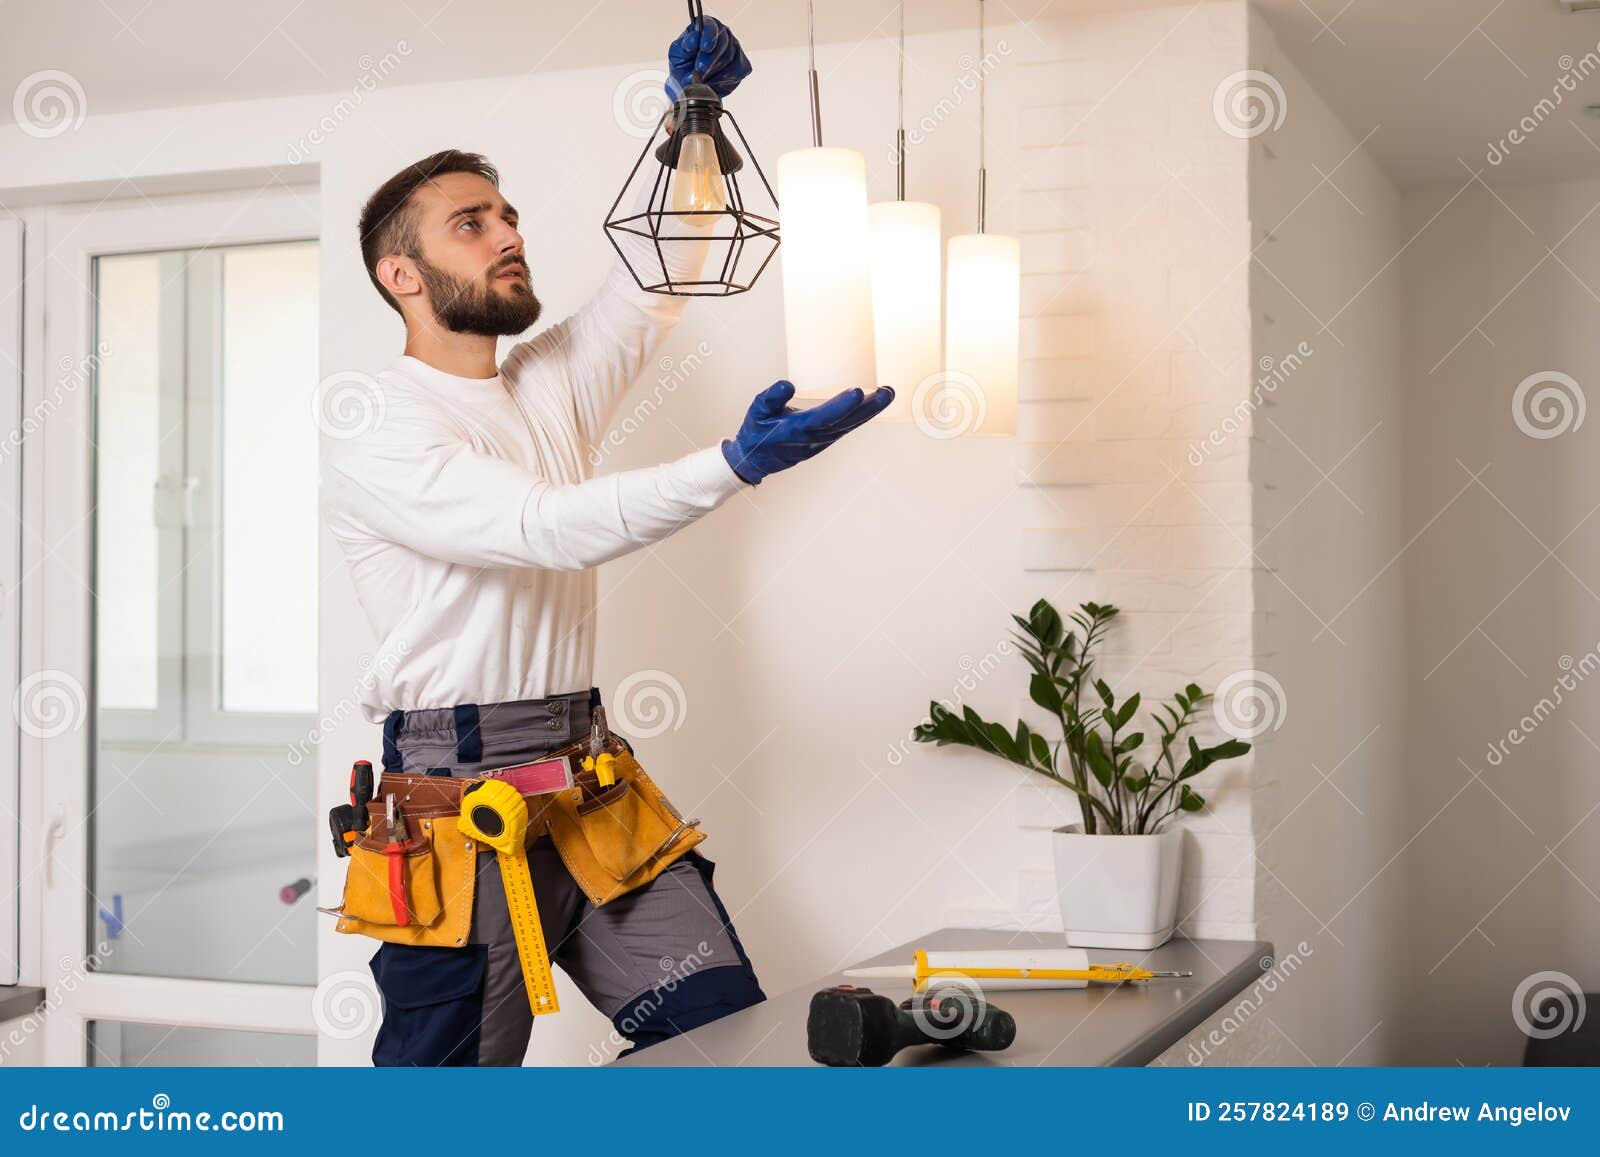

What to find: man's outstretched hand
left=721, top=381, right=895, bottom=486
left=667, top=16, right=752, bottom=99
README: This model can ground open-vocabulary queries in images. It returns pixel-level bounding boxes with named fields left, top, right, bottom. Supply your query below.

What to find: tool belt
left=330, top=732, right=705, bottom=949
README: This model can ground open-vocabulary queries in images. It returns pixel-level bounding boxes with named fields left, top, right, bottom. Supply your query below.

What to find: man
left=326, top=20, right=892, bottom=1066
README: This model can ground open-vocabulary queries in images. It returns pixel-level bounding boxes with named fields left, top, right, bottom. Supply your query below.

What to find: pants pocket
left=369, top=942, right=487, bottom=1067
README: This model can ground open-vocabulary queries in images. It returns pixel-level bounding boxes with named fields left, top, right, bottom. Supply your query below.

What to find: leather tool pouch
left=545, top=738, right=706, bottom=908
left=334, top=775, right=479, bottom=948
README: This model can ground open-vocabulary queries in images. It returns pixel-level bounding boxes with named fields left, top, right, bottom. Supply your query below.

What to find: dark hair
left=358, top=149, right=500, bottom=316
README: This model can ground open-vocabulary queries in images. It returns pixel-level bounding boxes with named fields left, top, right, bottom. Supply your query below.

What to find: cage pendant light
left=869, top=0, right=942, bottom=422
left=777, top=0, right=877, bottom=398
left=942, top=0, right=1019, bottom=437
left=603, top=0, right=780, bottom=296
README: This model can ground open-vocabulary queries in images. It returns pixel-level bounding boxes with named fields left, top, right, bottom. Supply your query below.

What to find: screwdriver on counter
left=846, top=948, right=1195, bottom=992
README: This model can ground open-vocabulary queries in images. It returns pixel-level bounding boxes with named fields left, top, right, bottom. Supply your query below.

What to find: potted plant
left=912, top=600, right=1250, bottom=948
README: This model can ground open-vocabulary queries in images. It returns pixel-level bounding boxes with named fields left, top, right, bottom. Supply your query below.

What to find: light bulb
left=672, top=132, right=727, bottom=212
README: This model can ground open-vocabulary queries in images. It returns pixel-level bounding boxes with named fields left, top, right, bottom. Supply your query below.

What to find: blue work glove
left=667, top=16, right=752, bottom=100
left=721, top=381, right=895, bottom=486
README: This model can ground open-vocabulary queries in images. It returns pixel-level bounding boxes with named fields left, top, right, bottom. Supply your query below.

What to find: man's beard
left=415, top=256, right=542, bottom=337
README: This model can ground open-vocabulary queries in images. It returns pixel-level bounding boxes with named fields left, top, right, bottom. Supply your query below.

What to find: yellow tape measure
left=457, top=779, right=560, bottom=1016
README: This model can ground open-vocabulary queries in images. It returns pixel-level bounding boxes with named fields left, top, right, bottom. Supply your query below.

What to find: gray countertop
left=0, top=986, right=45, bottom=1024
left=615, top=928, right=1273, bottom=1067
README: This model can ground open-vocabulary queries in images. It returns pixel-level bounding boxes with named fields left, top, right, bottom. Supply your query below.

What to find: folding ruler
left=457, top=778, right=560, bottom=1016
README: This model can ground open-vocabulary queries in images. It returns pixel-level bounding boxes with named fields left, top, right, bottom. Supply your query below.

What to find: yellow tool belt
left=333, top=735, right=705, bottom=949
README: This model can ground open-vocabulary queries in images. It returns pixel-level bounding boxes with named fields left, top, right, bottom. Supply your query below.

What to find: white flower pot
left=1051, top=824, right=1184, bottom=949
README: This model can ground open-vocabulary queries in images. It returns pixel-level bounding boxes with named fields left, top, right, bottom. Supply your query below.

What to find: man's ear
left=377, top=253, right=423, bottom=306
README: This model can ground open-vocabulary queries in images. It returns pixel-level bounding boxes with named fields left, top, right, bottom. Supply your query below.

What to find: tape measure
left=457, top=779, right=560, bottom=1016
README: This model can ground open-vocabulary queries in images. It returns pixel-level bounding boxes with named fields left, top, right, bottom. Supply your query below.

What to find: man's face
left=404, top=172, right=542, bottom=337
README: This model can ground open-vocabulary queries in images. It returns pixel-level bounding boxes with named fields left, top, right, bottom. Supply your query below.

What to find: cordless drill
left=806, top=984, right=1017, bottom=1067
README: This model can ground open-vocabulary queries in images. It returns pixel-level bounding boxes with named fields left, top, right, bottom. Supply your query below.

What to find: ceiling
left=1255, top=0, right=1600, bottom=185
left=4, top=0, right=1599, bottom=186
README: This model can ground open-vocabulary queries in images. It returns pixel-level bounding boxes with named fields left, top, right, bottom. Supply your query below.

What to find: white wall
left=1233, top=12, right=1409, bottom=1066
left=1401, top=176, right=1600, bottom=1064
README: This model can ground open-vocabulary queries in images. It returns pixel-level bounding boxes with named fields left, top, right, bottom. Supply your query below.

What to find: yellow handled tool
left=846, top=948, right=1194, bottom=992
left=457, top=779, right=560, bottom=1016
left=582, top=705, right=616, bottom=787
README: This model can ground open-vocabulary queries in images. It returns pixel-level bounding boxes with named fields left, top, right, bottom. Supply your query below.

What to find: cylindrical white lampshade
left=776, top=147, right=877, bottom=398
left=942, top=232, right=1020, bottom=437
left=868, top=199, right=942, bottom=422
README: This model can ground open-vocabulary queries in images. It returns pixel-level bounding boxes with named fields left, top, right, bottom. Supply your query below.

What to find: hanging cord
left=896, top=0, right=906, bottom=200
left=977, top=0, right=987, bottom=233
left=685, top=0, right=705, bottom=85
left=806, top=0, right=823, bottom=146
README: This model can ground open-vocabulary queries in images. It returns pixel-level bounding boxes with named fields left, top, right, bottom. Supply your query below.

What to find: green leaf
left=1115, top=730, right=1145, bottom=755
left=1179, top=785, right=1206, bottom=812
left=1113, top=693, right=1141, bottom=729
left=986, top=720, right=1018, bottom=761
left=1030, top=730, right=1052, bottom=769
left=1124, top=773, right=1150, bottom=794
left=1029, top=672, right=1063, bottom=714
left=1029, top=600, right=1063, bottom=649
left=1094, top=679, right=1115, bottom=709
left=1084, top=730, right=1114, bottom=787
left=1186, top=683, right=1202, bottom=701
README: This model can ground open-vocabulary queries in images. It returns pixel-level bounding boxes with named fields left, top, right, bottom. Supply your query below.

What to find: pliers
left=381, top=793, right=412, bottom=926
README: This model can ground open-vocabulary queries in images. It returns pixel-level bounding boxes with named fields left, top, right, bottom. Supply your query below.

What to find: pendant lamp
left=603, top=0, right=780, bottom=296
left=777, top=0, right=876, bottom=397
left=941, top=0, right=1018, bottom=437
left=869, top=1, right=941, bottom=422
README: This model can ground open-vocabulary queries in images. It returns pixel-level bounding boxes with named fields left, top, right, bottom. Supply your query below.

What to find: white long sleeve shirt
left=325, top=251, right=748, bottom=721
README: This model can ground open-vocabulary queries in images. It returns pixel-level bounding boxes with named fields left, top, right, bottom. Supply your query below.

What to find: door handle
left=44, top=802, right=65, bottom=888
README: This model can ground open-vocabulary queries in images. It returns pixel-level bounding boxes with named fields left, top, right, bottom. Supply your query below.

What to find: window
left=94, top=241, right=320, bottom=747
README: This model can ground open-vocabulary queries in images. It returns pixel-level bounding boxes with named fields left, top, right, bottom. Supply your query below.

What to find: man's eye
left=459, top=219, right=479, bottom=232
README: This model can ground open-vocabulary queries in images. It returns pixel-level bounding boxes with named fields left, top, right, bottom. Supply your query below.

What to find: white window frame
left=24, top=187, right=321, bottom=1063
left=0, top=218, right=22, bottom=987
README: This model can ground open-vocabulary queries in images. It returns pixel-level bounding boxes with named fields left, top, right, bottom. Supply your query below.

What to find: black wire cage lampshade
left=603, top=4, right=780, bottom=296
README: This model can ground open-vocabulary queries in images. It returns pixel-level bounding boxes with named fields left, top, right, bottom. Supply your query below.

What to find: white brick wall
left=1006, top=2, right=1264, bottom=944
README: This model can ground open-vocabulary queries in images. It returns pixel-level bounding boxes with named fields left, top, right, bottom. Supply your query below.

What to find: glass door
left=26, top=188, right=322, bottom=1065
